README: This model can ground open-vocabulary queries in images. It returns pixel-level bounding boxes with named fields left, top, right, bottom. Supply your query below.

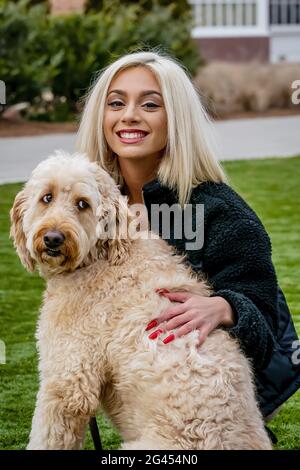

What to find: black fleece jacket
left=142, top=180, right=279, bottom=373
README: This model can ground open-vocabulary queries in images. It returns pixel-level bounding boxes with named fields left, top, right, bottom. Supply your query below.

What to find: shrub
left=194, top=62, right=300, bottom=118
left=86, top=0, right=190, bottom=18
left=0, top=0, right=60, bottom=109
left=0, top=0, right=200, bottom=121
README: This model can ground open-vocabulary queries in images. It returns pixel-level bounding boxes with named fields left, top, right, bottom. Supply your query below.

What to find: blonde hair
left=76, top=51, right=227, bottom=207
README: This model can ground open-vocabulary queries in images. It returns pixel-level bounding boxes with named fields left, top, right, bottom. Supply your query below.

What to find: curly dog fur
left=10, top=151, right=272, bottom=450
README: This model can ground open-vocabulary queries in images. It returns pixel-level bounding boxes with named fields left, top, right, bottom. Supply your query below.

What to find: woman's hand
left=146, top=290, right=235, bottom=347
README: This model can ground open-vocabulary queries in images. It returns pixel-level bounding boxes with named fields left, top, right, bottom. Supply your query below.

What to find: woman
left=76, top=51, right=300, bottom=422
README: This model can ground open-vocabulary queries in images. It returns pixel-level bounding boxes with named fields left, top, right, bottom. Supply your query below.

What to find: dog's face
left=10, top=152, right=133, bottom=276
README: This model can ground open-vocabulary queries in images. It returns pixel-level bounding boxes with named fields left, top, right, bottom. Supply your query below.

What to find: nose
left=44, top=230, right=65, bottom=248
left=121, top=103, right=140, bottom=123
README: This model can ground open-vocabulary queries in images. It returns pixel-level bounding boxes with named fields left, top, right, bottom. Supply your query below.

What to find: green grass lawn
left=0, top=156, right=299, bottom=450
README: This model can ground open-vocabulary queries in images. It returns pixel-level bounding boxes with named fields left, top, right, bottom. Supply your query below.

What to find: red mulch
left=0, top=120, right=79, bottom=137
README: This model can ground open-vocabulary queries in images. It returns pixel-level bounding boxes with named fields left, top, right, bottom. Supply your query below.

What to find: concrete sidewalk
left=215, top=115, right=300, bottom=160
left=0, top=115, right=300, bottom=183
left=0, top=133, right=76, bottom=184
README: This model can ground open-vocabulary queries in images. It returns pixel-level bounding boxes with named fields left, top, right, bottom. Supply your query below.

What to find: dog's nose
left=44, top=231, right=65, bottom=248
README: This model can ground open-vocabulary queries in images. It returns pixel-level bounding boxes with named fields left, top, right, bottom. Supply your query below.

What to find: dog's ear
left=97, top=191, right=135, bottom=266
left=10, top=189, right=35, bottom=272
left=94, top=168, right=134, bottom=266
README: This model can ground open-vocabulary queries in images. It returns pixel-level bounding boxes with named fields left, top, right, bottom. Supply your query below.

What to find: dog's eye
left=77, top=200, right=89, bottom=210
left=42, top=193, right=52, bottom=204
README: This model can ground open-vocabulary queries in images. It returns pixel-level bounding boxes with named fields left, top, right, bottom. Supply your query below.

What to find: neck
left=118, top=156, right=160, bottom=205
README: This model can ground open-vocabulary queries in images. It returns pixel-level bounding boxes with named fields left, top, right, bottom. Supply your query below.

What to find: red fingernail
left=163, top=334, right=175, bottom=345
left=145, top=319, right=158, bottom=331
left=155, top=288, right=170, bottom=295
left=148, top=329, right=163, bottom=340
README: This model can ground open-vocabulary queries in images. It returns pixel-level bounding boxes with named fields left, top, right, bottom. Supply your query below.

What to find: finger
left=158, top=303, right=188, bottom=323
left=173, top=320, right=198, bottom=339
left=164, top=311, right=195, bottom=332
left=196, top=325, right=212, bottom=348
left=161, top=292, right=192, bottom=303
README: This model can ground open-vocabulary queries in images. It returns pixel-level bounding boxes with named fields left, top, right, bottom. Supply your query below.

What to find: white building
left=188, top=0, right=300, bottom=62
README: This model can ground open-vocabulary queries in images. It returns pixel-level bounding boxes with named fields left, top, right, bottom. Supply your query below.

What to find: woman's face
left=103, top=66, right=168, bottom=163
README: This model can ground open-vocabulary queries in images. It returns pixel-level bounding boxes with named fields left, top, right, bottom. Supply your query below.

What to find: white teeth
left=119, top=132, right=146, bottom=139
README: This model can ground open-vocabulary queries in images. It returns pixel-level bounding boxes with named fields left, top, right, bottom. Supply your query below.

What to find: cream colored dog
left=10, top=152, right=272, bottom=450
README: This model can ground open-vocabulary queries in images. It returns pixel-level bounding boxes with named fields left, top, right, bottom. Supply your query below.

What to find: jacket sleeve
left=203, top=216, right=279, bottom=371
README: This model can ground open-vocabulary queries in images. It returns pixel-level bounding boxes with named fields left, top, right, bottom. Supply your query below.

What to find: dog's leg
left=27, top=375, right=101, bottom=450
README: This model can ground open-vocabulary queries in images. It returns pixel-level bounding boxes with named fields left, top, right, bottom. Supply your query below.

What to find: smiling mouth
left=117, top=131, right=149, bottom=143
left=46, top=248, right=62, bottom=258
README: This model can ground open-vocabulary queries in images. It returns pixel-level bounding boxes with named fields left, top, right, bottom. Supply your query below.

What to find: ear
left=10, top=189, right=35, bottom=272
left=105, top=193, right=134, bottom=265
left=94, top=168, right=134, bottom=266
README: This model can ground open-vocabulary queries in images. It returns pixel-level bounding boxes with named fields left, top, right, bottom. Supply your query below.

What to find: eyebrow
left=107, top=89, right=162, bottom=98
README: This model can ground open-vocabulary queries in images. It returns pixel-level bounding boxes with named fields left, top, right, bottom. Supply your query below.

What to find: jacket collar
left=142, top=178, right=178, bottom=206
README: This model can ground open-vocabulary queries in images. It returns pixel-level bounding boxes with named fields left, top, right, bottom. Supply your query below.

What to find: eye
left=108, top=100, right=124, bottom=108
left=77, top=200, right=90, bottom=210
left=142, top=102, right=159, bottom=109
left=42, top=193, right=52, bottom=204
